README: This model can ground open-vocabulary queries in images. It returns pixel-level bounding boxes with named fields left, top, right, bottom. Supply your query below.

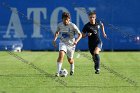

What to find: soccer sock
left=94, top=54, right=100, bottom=70
left=57, top=62, right=62, bottom=73
left=92, top=55, right=96, bottom=70
left=70, top=63, right=74, bottom=72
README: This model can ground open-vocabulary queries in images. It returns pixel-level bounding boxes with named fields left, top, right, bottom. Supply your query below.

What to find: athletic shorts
left=59, top=42, right=76, bottom=58
left=89, top=42, right=103, bottom=55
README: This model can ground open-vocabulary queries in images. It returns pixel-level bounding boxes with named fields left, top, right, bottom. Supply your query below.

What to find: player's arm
left=82, top=32, right=86, bottom=38
left=82, top=32, right=92, bottom=38
left=82, top=25, right=90, bottom=38
left=100, top=22, right=107, bottom=38
left=82, top=25, right=87, bottom=38
left=74, top=32, right=82, bottom=45
left=73, top=24, right=82, bottom=45
left=52, top=27, right=60, bottom=48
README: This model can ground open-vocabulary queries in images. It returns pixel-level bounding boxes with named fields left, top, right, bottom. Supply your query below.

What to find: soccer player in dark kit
left=82, top=11, right=107, bottom=74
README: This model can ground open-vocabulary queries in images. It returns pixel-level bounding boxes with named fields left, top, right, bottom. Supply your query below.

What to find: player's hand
left=73, top=41, right=78, bottom=45
left=52, top=40, right=57, bottom=48
left=88, top=33, right=92, bottom=36
left=103, top=33, right=107, bottom=38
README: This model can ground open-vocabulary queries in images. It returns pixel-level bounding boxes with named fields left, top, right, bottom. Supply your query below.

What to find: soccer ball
left=59, top=69, right=68, bottom=77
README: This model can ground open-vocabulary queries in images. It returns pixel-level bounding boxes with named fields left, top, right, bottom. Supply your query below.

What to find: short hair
left=62, top=12, right=70, bottom=19
left=88, top=11, right=96, bottom=16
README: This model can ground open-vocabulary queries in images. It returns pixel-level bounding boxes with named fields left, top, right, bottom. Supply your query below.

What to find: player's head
left=88, top=11, right=96, bottom=23
left=62, top=12, right=70, bottom=25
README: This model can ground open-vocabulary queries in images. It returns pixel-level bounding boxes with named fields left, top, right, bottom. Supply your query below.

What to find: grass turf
left=0, top=51, right=140, bottom=93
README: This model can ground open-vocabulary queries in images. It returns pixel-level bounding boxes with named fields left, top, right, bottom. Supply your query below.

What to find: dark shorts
left=88, top=42, right=102, bottom=55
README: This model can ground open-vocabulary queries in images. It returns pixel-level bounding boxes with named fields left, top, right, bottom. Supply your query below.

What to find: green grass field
left=0, top=51, right=140, bottom=93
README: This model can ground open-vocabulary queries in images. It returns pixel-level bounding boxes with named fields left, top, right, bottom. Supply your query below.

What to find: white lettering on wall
left=28, top=8, right=47, bottom=38
left=3, top=7, right=95, bottom=38
left=3, top=8, right=26, bottom=38
left=75, top=7, right=96, bottom=28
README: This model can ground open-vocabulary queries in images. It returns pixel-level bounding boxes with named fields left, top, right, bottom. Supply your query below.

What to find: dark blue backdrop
left=0, top=0, right=140, bottom=50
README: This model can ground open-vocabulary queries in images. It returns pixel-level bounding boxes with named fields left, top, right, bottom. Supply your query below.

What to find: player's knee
left=94, top=51, right=99, bottom=54
left=57, top=55, right=64, bottom=62
left=94, top=48, right=100, bottom=54
left=68, top=58, right=74, bottom=64
left=58, top=55, right=64, bottom=60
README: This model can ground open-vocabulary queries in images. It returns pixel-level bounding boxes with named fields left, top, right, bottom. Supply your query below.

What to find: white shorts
left=59, top=42, right=76, bottom=58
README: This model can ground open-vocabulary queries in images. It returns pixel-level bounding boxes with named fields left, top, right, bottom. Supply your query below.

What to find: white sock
left=70, top=63, right=74, bottom=72
left=57, top=62, right=62, bottom=73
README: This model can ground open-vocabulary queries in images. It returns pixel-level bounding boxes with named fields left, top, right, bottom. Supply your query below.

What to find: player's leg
left=67, top=46, right=75, bottom=75
left=90, top=51, right=96, bottom=70
left=55, top=43, right=66, bottom=77
left=67, top=57, right=74, bottom=75
left=56, top=50, right=65, bottom=76
left=89, top=46, right=96, bottom=69
left=94, top=43, right=102, bottom=74
left=94, top=47, right=101, bottom=74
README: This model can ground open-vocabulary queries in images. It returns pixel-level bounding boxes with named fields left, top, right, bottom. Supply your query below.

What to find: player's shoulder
left=96, top=19, right=103, bottom=25
left=69, top=22, right=76, bottom=26
left=84, top=22, right=90, bottom=27
left=57, top=22, right=63, bottom=26
left=68, top=22, right=78, bottom=29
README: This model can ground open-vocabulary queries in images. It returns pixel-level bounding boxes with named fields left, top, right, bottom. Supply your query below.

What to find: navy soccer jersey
left=82, top=20, right=102, bottom=47
left=82, top=20, right=103, bottom=54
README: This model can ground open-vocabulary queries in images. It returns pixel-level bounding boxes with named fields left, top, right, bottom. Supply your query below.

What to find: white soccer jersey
left=57, top=22, right=81, bottom=46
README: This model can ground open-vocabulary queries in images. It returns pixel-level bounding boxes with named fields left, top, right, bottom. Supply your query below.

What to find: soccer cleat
left=55, top=73, right=59, bottom=77
left=70, top=71, right=74, bottom=76
left=95, top=70, right=100, bottom=74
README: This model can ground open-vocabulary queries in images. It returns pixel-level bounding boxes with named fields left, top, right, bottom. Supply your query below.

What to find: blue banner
left=0, top=0, right=140, bottom=50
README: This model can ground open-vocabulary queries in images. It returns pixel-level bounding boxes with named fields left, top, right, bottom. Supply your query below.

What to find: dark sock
left=92, top=55, right=96, bottom=70
left=94, top=54, right=100, bottom=70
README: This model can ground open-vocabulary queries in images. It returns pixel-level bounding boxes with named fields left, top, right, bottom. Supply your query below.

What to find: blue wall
left=0, top=0, right=140, bottom=50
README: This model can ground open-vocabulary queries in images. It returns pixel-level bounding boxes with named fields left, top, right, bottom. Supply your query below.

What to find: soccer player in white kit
left=52, top=12, right=82, bottom=76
